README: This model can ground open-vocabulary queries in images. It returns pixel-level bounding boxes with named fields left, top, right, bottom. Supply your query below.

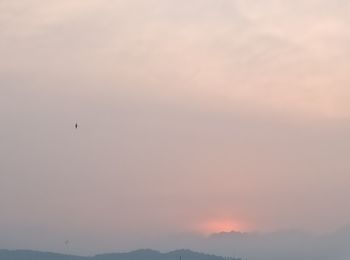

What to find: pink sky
left=1, top=0, right=350, bottom=255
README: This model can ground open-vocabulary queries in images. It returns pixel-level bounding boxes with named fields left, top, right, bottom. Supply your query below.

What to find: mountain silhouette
left=0, top=249, right=241, bottom=260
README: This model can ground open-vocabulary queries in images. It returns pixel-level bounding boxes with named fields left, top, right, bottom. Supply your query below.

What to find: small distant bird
left=65, top=240, right=69, bottom=246
left=75, top=123, right=78, bottom=129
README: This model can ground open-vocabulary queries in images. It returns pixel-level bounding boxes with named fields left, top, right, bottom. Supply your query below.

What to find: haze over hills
left=3, top=227, right=350, bottom=260
left=189, top=226, right=350, bottom=260
left=0, top=250, right=240, bottom=260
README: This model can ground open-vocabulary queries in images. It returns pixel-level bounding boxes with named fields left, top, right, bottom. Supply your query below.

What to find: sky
left=1, top=0, right=350, bottom=255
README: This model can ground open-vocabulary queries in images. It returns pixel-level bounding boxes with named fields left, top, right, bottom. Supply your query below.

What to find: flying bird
left=75, top=123, right=78, bottom=129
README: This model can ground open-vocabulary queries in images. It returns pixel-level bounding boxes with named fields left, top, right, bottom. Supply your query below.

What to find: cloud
left=2, top=0, right=350, bottom=120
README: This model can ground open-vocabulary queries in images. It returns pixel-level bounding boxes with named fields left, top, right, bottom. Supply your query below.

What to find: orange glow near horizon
left=194, top=218, right=250, bottom=235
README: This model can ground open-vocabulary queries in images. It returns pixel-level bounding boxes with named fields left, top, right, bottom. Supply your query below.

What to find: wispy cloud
left=2, top=0, right=349, bottom=118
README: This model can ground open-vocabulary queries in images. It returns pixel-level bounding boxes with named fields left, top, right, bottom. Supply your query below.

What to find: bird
left=75, top=122, right=78, bottom=129
left=65, top=240, right=69, bottom=246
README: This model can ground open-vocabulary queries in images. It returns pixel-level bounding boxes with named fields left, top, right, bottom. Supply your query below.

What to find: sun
left=195, top=218, right=248, bottom=235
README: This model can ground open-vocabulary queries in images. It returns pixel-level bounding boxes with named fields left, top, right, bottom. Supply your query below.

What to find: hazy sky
left=1, top=0, right=350, bottom=254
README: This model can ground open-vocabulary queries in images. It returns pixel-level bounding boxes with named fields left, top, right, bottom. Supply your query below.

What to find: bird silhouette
left=75, top=123, right=78, bottom=129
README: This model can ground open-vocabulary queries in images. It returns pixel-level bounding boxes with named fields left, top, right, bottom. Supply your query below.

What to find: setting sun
left=195, top=219, right=249, bottom=235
